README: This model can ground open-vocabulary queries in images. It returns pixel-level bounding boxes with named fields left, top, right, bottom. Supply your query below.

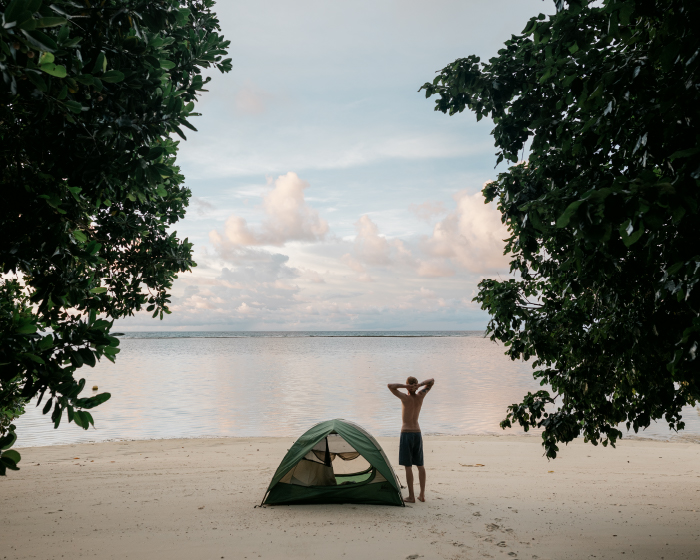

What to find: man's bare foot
left=404, top=496, right=416, bottom=503
left=418, top=494, right=425, bottom=502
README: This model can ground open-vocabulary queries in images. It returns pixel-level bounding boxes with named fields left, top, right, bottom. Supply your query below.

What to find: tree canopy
left=0, top=0, right=230, bottom=475
left=422, top=0, right=699, bottom=457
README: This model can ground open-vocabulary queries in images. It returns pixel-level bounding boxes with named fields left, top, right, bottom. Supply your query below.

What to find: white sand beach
left=2, top=435, right=699, bottom=560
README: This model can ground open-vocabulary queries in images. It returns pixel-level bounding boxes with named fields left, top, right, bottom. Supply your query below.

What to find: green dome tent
left=261, top=419, right=404, bottom=506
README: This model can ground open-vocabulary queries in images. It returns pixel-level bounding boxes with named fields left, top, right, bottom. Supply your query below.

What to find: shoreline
left=3, top=435, right=699, bottom=559
left=13, top=429, right=700, bottom=449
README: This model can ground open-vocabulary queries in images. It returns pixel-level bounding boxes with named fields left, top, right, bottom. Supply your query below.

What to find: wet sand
left=2, top=435, right=699, bottom=559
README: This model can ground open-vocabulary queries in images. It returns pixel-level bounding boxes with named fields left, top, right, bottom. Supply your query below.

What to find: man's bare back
left=387, top=376, right=434, bottom=503
left=400, top=391, right=426, bottom=432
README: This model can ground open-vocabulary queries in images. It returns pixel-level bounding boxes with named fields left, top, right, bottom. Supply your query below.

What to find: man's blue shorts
left=399, top=431, right=424, bottom=467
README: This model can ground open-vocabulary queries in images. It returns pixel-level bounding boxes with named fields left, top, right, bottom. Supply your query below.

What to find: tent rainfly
left=261, top=419, right=404, bottom=506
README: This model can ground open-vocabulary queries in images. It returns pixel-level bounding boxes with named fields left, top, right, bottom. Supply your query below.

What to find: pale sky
left=117, top=0, right=553, bottom=331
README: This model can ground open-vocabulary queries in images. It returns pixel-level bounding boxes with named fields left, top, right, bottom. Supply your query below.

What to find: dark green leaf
left=2, top=450, right=21, bottom=464
left=78, top=348, right=96, bottom=367
left=17, top=15, right=38, bottom=31
left=4, top=0, right=27, bottom=23
left=16, top=323, right=37, bottom=334
left=92, top=51, right=106, bottom=74
left=666, top=262, right=684, bottom=276
left=74, top=74, right=95, bottom=86
left=82, top=411, right=95, bottom=428
left=101, top=70, right=124, bottom=83
left=37, top=17, right=68, bottom=28
left=20, top=352, right=45, bottom=364
left=77, top=392, right=111, bottom=409
left=63, top=100, right=83, bottom=114
left=25, top=70, right=47, bottom=92
left=0, top=432, right=17, bottom=451
left=21, top=29, right=58, bottom=51
left=555, top=200, right=583, bottom=228
left=1, top=457, right=20, bottom=471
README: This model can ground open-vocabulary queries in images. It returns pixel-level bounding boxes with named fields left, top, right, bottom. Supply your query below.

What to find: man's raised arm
left=417, top=378, right=435, bottom=396
left=387, top=383, right=409, bottom=399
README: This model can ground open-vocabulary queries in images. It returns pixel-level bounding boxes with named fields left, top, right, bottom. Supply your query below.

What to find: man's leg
left=404, top=466, right=415, bottom=502
left=417, top=466, right=426, bottom=501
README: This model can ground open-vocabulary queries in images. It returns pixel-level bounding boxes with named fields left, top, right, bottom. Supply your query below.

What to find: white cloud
left=343, top=215, right=419, bottom=271
left=353, top=215, right=392, bottom=265
left=422, top=188, right=510, bottom=274
left=209, top=172, right=329, bottom=259
left=237, top=302, right=254, bottom=314
left=190, top=196, right=215, bottom=216
left=219, top=250, right=299, bottom=283
left=341, top=253, right=367, bottom=274
left=416, top=261, right=455, bottom=278
left=353, top=215, right=420, bottom=268
left=298, top=268, right=326, bottom=284
left=409, top=200, right=446, bottom=222
left=340, top=214, right=458, bottom=280
left=170, top=186, right=508, bottom=333
left=156, top=250, right=302, bottom=325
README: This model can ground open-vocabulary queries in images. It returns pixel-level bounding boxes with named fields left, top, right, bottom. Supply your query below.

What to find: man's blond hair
left=406, top=376, right=418, bottom=385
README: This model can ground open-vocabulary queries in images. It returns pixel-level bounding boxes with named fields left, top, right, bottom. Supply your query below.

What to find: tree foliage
left=0, top=0, right=230, bottom=474
left=421, top=0, right=699, bottom=457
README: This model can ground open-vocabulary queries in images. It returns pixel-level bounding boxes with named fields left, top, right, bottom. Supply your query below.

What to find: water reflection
left=15, top=333, right=700, bottom=446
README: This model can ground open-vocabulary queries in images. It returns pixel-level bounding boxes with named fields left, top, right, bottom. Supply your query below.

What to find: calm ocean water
left=15, top=331, right=700, bottom=447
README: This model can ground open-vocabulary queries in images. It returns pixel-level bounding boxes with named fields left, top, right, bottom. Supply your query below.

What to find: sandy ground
left=1, top=435, right=699, bottom=560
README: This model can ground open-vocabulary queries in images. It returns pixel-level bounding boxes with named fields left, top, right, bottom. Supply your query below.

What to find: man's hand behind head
left=417, top=378, right=435, bottom=396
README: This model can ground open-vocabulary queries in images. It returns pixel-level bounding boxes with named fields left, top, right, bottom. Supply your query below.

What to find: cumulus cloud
left=210, top=172, right=329, bottom=259
left=341, top=214, right=456, bottom=279
left=422, top=189, right=509, bottom=274
left=298, top=268, right=326, bottom=284
left=340, top=254, right=373, bottom=282
left=220, top=250, right=299, bottom=284
left=341, top=253, right=367, bottom=274
left=141, top=186, right=508, bottom=331
left=409, top=200, right=446, bottom=222
left=160, top=249, right=302, bottom=326
left=351, top=215, right=416, bottom=267
left=237, top=302, right=254, bottom=314
left=261, top=173, right=328, bottom=242
left=189, top=173, right=331, bottom=323
left=418, top=287, right=436, bottom=298
left=353, top=215, right=392, bottom=265
left=416, top=261, right=455, bottom=278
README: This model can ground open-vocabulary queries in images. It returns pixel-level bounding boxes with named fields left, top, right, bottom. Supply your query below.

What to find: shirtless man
left=387, top=376, right=435, bottom=503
